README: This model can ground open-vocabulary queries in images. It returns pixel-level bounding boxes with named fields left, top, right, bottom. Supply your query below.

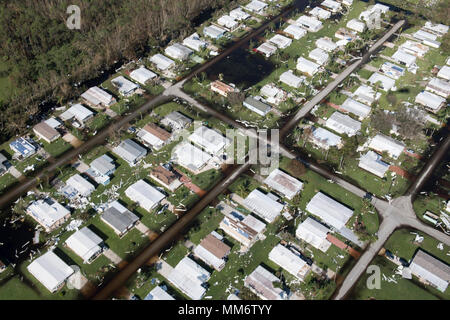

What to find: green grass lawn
left=42, top=138, right=73, bottom=158
left=0, top=173, right=18, bottom=195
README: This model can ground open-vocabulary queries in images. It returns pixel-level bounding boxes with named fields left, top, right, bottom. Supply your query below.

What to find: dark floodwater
left=206, top=47, right=276, bottom=90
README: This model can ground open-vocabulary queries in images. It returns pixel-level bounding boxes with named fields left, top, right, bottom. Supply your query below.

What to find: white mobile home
left=391, top=49, right=416, bottom=68
left=188, top=125, right=231, bottom=156
left=346, top=19, right=366, bottom=33
left=315, top=37, right=338, bottom=52
left=341, top=97, right=372, bottom=119
left=243, top=189, right=284, bottom=223
left=129, top=67, right=157, bottom=85
left=309, top=48, right=329, bottom=66
left=172, top=142, right=212, bottom=173
left=164, top=43, right=193, bottom=61
left=296, top=217, right=331, bottom=252
left=306, top=192, right=353, bottom=230
left=125, top=180, right=166, bottom=212
left=269, top=244, right=311, bottom=281
left=284, top=24, right=307, bottom=40
left=368, top=134, right=405, bottom=159
left=263, top=168, right=303, bottom=200
left=368, top=72, right=396, bottom=91
left=65, top=227, right=104, bottom=264
left=269, top=34, right=292, bottom=49
left=310, top=127, right=343, bottom=150
left=415, top=91, right=446, bottom=113
left=297, top=57, right=320, bottom=76
left=358, top=151, right=390, bottom=178
left=325, top=111, right=361, bottom=137
left=279, top=70, right=305, bottom=88
left=296, top=15, right=323, bottom=32
left=111, top=76, right=139, bottom=97
left=150, top=54, right=175, bottom=71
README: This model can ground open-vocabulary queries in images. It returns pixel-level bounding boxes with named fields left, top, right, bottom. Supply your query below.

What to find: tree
left=370, top=109, right=394, bottom=134
left=227, top=91, right=246, bottom=106
left=287, top=159, right=306, bottom=177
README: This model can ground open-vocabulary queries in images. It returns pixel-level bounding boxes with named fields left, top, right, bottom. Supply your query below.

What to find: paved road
left=91, top=160, right=251, bottom=299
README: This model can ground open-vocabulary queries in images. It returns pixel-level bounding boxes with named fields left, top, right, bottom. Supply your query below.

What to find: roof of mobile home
left=129, top=66, right=157, bottom=85
left=144, top=286, right=175, bottom=300
left=341, top=97, right=371, bottom=119
left=188, top=126, right=230, bottom=155
left=295, top=217, right=331, bottom=252
left=243, top=189, right=284, bottom=223
left=65, top=227, right=103, bottom=263
left=268, top=244, right=310, bottom=279
left=101, top=201, right=139, bottom=235
left=325, top=111, right=361, bottom=136
left=172, top=142, right=212, bottom=172
left=306, top=192, right=353, bottom=230
left=27, top=198, right=70, bottom=230
left=166, top=256, right=211, bottom=300
left=358, top=151, right=390, bottom=178
left=263, top=168, right=303, bottom=200
left=368, top=134, right=405, bottom=159
left=27, top=251, right=74, bottom=292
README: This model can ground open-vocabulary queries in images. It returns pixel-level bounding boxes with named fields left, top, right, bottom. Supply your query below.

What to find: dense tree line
left=0, top=0, right=242, bottom=142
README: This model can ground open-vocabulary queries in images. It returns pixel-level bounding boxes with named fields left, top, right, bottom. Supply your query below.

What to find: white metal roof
left=217, top=15, right=238, bottom=29
left=193, top=245, right=225, bottom=271
left=150, top=54, right=175, bottom=70
left=325, top=111, right=361, bottom=136
left=368, top=134, right=405, bottom=159
left=309, top=6, right=331, bottom=20
left=81, top=86, right=114, bottom=106
left=296, top=15, right=323, bottom=31
left=111, top=76, right=139, bottom=96
left=284, top=24, right=307, bottom=40
left=392, top=49, right=416, bottom=67
left=244, top=265, right=287, bottom=300
left=65, top=227, right=103, bottom=263
left=245, top=0, right=268, bottom=13
left=413, top=29, right=437, bottom=41
left=297, top=57, right=320, bottom=76
left=27, top=198, right=70, bottom=230
left=315, top=37, right=338, bottom=52
left=125, top=180, right=166, bottom=212
left=113, top=139, right=147, bottom=165
left=346, top=19, right=365, bottom=32
left=27, top=251, right=74, bottom=292
left=203, top=25, right=227, bottom=39
left=183, top=33, right=208, bottom=52
left=269, top=34, right=292, bottom=49
left=129, top=67, right=157, bottom=85
left=229, top=7, right=250, bottom=21
left=321, top=0, right=341, bottom=12
left=243, top=189, right=284, bottom=223
left=60, top=104, right=94, bottom=122
left=167, top=256, right=210, bottom=300
left=279, top=70, right=304, bottom=88
left=423, top=22, right=449, bottom=36
left=145, top=286, right=175, bottom=300
left=426, top=77, right=450, bottom=98
left=415, top=91, right=446, bottom=111
left=295, top=217, right=331, bottom=252
left=309, top=48, right=329, bottom=65
left=368, top=72, right=396, bottom=91
left=399, top=40, right=429, bottom=57
left=66, top=174, right=95, bottom=197
left=188, top=126, right=230, bottom=155
left=263, top=168, right=303, bottom=200
left=353, top=85, right=381, bottom=105
left=268, top=244, right=309, bottom=279
left=437, top=65, right=450, bottom=81
left=44, top=117, right=62, bottom=129
left=341, top=97, right=372, bottom=119
left=172, top=142, right=212, bottom=172
left=358, top=151, right=390, bottom=178
left=409, top=249, right=450, bottom=292
left=257, top=42, right=277, bottom=57
left=311, top=127, right=342, bottom=148
left=306, top=192, right=353, bottom=230
left=164, top=43, right=193, bottom=61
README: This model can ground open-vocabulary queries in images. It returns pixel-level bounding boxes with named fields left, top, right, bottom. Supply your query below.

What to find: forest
left=0, top=0, right=242, bottom=142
